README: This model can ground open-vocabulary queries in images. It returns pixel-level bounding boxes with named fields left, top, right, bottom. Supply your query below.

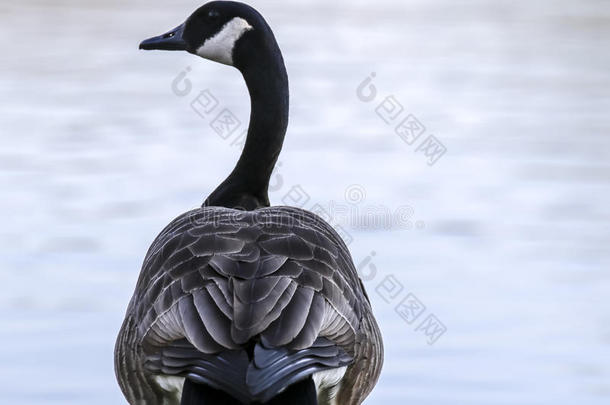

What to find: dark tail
left=180, top=376, right=318, bottom=405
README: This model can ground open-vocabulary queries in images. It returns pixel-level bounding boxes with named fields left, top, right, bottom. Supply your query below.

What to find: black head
left=139, top=1, right=271, bottom=67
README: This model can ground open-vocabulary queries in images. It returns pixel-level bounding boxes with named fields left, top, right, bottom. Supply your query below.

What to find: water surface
left=1, top=0, right=609, bottom=403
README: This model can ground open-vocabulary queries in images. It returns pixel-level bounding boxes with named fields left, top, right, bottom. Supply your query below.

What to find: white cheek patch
left=196, top=17, right=253, bottom=65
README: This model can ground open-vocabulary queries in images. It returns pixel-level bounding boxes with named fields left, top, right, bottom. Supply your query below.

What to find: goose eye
left=208, top=10, right=220, bottom=20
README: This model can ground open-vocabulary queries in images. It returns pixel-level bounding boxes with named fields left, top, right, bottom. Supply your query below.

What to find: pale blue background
left=1, top=0, right=609, bottom=403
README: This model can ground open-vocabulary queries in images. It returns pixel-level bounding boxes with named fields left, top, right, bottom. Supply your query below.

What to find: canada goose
left=115, top=2, right=383, bottom=404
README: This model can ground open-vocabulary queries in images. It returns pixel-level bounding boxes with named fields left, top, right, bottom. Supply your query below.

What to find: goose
left=115, top=2, right=383, bottom=404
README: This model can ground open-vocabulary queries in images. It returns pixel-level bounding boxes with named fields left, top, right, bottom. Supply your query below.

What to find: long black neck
left=204, top=27, right=288, bottom=210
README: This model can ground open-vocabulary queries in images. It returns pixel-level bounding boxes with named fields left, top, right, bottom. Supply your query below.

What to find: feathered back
left=116, top=206, right=382, bottom=404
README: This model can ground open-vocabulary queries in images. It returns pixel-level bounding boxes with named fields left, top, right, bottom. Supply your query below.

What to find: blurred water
left=1, top=0, right=609, bottom=404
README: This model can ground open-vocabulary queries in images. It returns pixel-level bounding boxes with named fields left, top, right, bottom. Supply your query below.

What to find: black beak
left=139, top=23, right=188, bottom=51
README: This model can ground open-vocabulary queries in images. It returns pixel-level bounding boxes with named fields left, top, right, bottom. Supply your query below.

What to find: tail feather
left=147, top=337, right=351, bottom=403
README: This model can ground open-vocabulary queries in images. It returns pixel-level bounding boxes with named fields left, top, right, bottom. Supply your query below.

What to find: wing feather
left=116, top=206, right=382, bottom=405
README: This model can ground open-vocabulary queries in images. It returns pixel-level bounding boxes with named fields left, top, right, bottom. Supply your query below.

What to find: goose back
left=115, top=206, right=382, bottom=404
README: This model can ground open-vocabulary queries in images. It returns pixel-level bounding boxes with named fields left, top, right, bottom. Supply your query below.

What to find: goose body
left=115, top=2, right=383, bottom=404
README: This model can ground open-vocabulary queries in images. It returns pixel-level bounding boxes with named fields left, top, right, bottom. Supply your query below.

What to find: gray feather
left=115, top=206, right=383, bottom=405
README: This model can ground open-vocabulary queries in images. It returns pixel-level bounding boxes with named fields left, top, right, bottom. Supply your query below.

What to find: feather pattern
left=115, top=206, right=383, bottom=404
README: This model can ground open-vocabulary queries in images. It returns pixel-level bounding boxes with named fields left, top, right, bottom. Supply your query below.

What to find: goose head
left=139, top=1, right=268, bottom=68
